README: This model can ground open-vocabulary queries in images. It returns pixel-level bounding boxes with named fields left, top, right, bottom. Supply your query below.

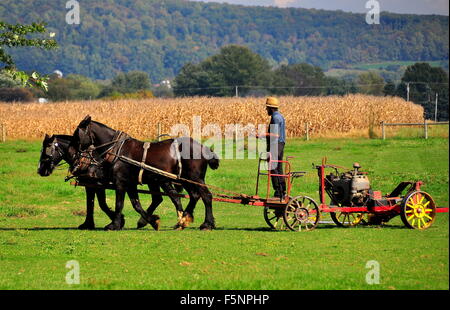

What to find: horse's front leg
left=104, top=188, right=126, bottom=231
left=96, top=189, right=125, bottom=229
left=128, top=187, right=161, bottom=231
left=78, top=187, right=96, bottom=230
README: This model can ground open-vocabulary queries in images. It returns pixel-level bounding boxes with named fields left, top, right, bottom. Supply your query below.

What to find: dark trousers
left=268, top=142, right=286, bottom=197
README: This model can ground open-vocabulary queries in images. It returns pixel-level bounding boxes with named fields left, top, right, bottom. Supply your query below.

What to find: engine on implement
left=325, top=162, right=371, bottom=207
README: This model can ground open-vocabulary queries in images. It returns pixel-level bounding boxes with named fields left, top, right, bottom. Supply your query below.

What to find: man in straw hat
left=257, top=97, right=286, bottom=201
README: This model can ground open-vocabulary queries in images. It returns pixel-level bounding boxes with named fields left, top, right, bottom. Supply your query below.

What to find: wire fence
left=171, top=81, right=449, bottom=121
left=380, top=121, right=449, bottom=140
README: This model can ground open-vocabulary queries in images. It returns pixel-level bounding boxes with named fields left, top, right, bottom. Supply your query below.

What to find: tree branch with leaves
left=0, top=21, right=57, bottom=91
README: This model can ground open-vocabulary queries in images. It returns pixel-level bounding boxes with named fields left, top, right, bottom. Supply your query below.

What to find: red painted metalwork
left=313, top=160, right=449, bottom=219
left=255, top=152, right=293, bottom=200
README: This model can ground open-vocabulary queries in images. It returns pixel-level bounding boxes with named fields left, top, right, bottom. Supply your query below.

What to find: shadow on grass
left=0, top=223, right=412, bottom=232
left=211, top=223, right=410, bottom=231
left=0, top=226, right=155, bottom=231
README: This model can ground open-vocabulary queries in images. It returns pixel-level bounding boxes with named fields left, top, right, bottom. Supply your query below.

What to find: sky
left=192, top=0, right=449, bottom=15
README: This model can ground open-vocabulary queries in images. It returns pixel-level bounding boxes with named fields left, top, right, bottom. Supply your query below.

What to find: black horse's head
left=69, top=115, right=114, bottom=180
left=71, top=115, right=94, bottom=151
left=71, top=115, right=116, bottom=150
left=38, top=134, right=66, bottom=176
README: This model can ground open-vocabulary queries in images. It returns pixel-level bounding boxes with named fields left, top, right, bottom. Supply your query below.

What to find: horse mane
left=53, top=134, right=73, bottom=143
left=91, top=120, right=118, bottom=134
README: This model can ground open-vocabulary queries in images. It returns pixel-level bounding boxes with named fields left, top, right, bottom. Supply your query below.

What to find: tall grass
left=0, top=95, right=424, bottom=140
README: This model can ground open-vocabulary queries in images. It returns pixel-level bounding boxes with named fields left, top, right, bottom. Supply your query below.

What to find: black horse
left=38, top=134, right=186, bottom=230
left=70, top=116, right=219, bottom=231
left=37, top=134, right=122, bottom=229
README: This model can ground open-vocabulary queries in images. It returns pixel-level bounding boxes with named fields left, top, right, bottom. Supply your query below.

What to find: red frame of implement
left=315, top=163, right=448, bottom=214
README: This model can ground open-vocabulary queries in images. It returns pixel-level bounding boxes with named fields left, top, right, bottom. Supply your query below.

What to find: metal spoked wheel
left=283, top=195, right=320, bottom=231
left=263, top=206, right=286, bottom=230
left=330, top=212, right=367, bottom=227
left=400, top=191, right=436, bottom=230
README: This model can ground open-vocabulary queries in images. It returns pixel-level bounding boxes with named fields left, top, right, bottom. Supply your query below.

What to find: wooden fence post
left=305, top=123, right=309, bottom=141
left=424, top=120, right=428, bottom=139
left=381, top=121, right=385, bottom=140
left=1, top=123, right=5, bottom=143
left=157, top=122, right=162, bottom=141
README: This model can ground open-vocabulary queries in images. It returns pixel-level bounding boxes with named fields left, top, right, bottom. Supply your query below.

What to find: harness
left=137, top=139, right=182, bottom=185
left=71, top=130, right=130, bottom=179
left=138, top=142, right=151, bottom=185
left=103, top=131, right=130, bottom=164
left=173, top=139, right=183, bottom=178
left=73, top=126, right=183, bottom=185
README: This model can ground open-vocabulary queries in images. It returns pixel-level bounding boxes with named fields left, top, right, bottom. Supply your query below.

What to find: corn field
left=0, top=94, right=424, bottom=140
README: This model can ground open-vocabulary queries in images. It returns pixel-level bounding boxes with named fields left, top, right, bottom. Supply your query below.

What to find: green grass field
left=0, top=137, right=448, bottom=290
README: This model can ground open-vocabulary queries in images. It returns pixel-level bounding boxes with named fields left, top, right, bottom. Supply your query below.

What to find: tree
left=357, top=71, right=385, bottom=96
left=0, top=87, right=34, bottom=102
left=324, top=76, right=358, bottom=96
left=205, top=45, right=272, bottom=96
left=173, top=45, right=272, bottom=97
left=173, top=63, right=218, bottom=97
left=1, top=1, right=448, bottom=83
left=399, top=63, right=449, bottom=120
left=0, top=21, right=57, bottom=91
left=272, top=63, right=326, bottom=96
left=0, top=70, right=21, bottom=88
left=383, top=80, right=397, bottom=96
left=47, top=74, right=102, bottom=101
left=111, top=71, right=151, bottom=94
left=67, top=74, right=102, bottom=100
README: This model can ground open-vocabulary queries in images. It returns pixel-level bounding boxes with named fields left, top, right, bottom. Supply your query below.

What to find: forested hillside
left=1, top=0, right=448, bottom=82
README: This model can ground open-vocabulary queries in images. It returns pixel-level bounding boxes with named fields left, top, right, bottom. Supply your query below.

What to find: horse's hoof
left=104, top=223, right=121, bottom=231
left=148, top=215, right=160, bottom=231
left=173, top=223, right=185, bottom=230
left=199, top=223, right=215, bottom=231
left=182, top=214, right=194, bottom=227
left=78, top=222, right=95, bottom=230
left=137, top=217, right=148, bottom=229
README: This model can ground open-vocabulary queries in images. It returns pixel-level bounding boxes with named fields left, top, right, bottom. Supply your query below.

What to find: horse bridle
left=42, top=138, right=65, bottom=165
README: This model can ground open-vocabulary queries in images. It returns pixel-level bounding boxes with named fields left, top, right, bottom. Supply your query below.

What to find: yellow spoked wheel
left=400, top=191, right=436, bottom=230
left=263, top=207, right=286, bottom=230
left=283, top=196, right=320, bottom=232
left=330, top=212, right=366, bottom=227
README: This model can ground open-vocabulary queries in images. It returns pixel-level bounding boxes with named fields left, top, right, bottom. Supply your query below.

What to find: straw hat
left=265, top=97, right=279, bottom=108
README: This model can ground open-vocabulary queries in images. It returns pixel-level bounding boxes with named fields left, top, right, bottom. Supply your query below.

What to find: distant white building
left=53, top=70, right=63, bottom=78
left=161, top=80, right=172, bottom=89
left=38, top=98, right=49, bottom=104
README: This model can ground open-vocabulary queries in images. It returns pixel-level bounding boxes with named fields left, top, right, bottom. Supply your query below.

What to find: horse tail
left=176, top=136, right=220, bottom=170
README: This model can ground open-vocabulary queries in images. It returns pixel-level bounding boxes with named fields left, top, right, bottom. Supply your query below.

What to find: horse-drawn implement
left=71, top=149, right=448, bottom=232
left=313, top=158, right=448, bottom=230
left=39, top=116, right=446, bottom=232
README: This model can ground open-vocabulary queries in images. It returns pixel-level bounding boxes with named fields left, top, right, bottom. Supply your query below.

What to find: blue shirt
left=269, top=111, right=286, bottom=143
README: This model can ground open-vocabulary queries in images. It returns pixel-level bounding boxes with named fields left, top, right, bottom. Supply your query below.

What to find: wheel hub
left=295, top=208, right=309, bottom=222
left=413, top=205, right=425, bottom=218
